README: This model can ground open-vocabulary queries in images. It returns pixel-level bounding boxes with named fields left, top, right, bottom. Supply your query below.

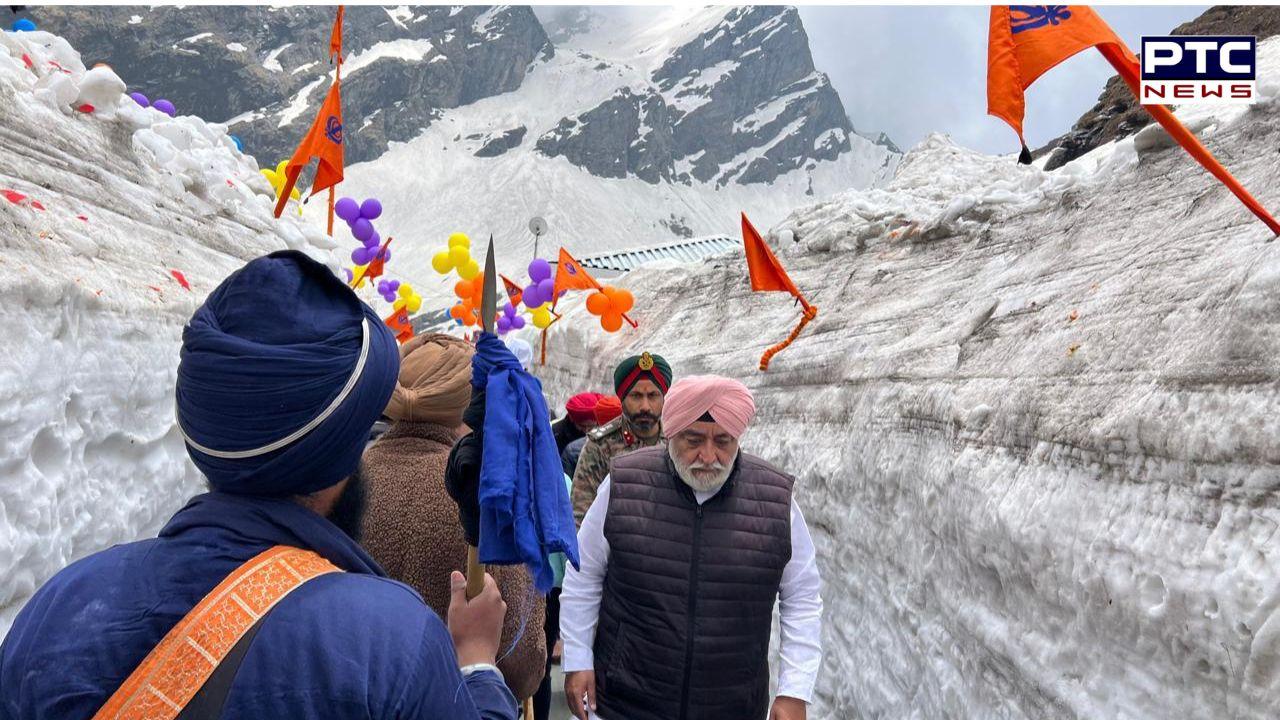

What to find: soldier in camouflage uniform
left=570, top=351, right=674, bottom=525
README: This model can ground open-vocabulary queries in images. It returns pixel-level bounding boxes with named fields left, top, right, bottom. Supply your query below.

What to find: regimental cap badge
left=638, top=352, right=654, bottom=371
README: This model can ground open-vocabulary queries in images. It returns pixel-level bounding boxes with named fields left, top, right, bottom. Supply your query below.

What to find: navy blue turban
left=176, top=250, right=399, bottom=496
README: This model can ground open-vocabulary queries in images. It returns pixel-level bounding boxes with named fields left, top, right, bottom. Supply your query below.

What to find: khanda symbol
left=325, top=115, right=343, bottom=144
left=1010, top=6, right=1073, bottom=34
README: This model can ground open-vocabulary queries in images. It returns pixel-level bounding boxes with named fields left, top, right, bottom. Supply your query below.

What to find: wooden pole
left=465, top=545, right=485, bottom=600
left=327, top=186, right=335, bottom=237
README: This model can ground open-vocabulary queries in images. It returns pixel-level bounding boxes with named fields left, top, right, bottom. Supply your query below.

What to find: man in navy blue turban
left=1, top=251, right=519, bottom=720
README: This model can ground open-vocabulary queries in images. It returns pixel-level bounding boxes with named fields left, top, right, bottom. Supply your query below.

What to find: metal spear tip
left=481, top=236, right=497, bottom=334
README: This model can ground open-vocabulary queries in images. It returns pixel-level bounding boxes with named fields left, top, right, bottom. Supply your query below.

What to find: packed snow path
left=534, top=67, right=1280, bottom=718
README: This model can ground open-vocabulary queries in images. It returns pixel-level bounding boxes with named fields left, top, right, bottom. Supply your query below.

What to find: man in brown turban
left=362, top=333, right=546, bottom=701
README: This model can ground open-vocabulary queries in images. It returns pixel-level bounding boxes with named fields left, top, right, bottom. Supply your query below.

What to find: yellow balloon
left=448, top=246, right=470, bottom=268
left=275, top=160, right=288, bottom=175
left=289, top=187, right=301, bottom=201
left=431, top=251, right=453, bottom=274
left=532, top=310, right=552, bottom=330
left=407, top=296, right=422, bottom=313
left=457, top=259, right=480, bottom=281
left=448, top=233, right=470, bottom=249
left=398, top=283, right=413, bottom=298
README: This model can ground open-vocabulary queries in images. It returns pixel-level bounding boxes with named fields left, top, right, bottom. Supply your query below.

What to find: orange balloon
left=449, top=304, right=465, bottom=320
left=454, top=281, right=469, bottom=299
left=601, top=285, right=619, bottom=301
left=601, top=313, right=623, bottom=332
left=586, top=291, right=610, bottom=316
left=612, top=288, right=634, bottom=313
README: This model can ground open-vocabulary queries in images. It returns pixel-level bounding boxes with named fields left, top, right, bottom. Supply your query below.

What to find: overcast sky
left=798, top=5, right=1208, bottom=155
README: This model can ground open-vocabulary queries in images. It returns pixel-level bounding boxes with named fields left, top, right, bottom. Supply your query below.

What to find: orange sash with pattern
left=92, top=546, right=341, bottom=720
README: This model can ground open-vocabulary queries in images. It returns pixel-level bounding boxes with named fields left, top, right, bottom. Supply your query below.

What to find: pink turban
left=661, top=375, right=756, bottom=439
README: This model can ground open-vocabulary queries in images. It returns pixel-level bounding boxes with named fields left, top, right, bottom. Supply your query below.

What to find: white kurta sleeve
left=776, top=499, right=823, bottom=702
left=560, top=477, right=612, bottom=673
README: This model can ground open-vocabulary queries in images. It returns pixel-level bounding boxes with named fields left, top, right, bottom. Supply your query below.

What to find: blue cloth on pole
left=472, top=333, right=579, bottom=592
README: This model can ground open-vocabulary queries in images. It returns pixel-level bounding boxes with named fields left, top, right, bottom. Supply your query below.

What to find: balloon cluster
left=335, top=197, right=388, bottom=266
left=260, top=160, right=301, bottom=214
left=521, top=258, right=555, bottom=309
left=449, top=273, right=486, bottom=326
left=376, top=279, right=401, bottom=304
left=586, top=286, right=634, bottom=332
left=497, top=302, right=526, bottom=335
left=394, top=283, right=423, bottom=313
left=431, top=233, right=480, bottom=280
left=128, top=92, right=176, bottom=117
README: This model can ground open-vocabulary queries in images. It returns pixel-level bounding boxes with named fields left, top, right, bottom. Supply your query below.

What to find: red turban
left=593, top=396, right=622, bottom=425
left=565, top=392, right=605, bottom=425
left=661, top=375, right=756, bottom=439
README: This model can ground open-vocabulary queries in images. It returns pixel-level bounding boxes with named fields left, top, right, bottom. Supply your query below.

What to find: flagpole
left=327, top=186, right=335, bottom=236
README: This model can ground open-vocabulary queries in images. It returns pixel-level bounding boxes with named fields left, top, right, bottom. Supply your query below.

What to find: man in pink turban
left=561, top=374, right=824, bottom=720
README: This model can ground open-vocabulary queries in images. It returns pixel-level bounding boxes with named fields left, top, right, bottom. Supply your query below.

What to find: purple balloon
left=334, top=197, right=360, bottom=222
left=364, top=231, right=380, bottom=249
left=351, top=247, right=370, bottom=265
left=128, top=92, right=149, bottom=108
left=497, top=316, right=511, bottom=333
left=381, top=248, right=391, bottom=263
left=511, top=315, right=526, bottom=329
left=537, top=278, right=554, bottom=299
left=343, top=268, right=353, bottom=282
left=523, top=284, right=542, bottom=308
left=360, top=198, right=383, bottom=220
left=153, top=99, right=176, bottom=117
left=351, top=219, right=373, bottom=242
left=528, top=258, right=552, bottom=283
left=389, top=280, right=400, bottom=291
left=382, top=292, right=397, bottom=303
left=377, top=280, right=388, bottom=293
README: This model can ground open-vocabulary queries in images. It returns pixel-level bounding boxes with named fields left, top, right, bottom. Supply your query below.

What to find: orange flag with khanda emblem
left=742, top=213, right=817, bottom=371
left=987, top=5, right=1278, bottom=235
left=275, top=7, right=345, bottom=222
left=552, top=248, right=637, bottom=328
left=552, top=247, right=603, bottom=296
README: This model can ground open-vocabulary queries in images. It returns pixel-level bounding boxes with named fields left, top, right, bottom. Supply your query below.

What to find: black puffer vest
left=593, top=446, right=793, bottom=720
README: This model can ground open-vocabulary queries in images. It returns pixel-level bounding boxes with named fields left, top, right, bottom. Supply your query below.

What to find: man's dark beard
left=629, top=412, right=659, bottom=430
left=328, top=468, right=368, bottom=542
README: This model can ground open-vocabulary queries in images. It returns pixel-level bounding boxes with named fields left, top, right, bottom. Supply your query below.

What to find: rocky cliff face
left=27, top=5, right=551, bottom=165
left=22, top=5, right=897, bottom=192
left=537, top=6, right=863, bottom=187
left=1040, top=5, right=1280, bottom=170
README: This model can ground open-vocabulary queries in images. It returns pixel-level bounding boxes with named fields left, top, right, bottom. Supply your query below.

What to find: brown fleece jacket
left=361, top=420, right=547, bottom=700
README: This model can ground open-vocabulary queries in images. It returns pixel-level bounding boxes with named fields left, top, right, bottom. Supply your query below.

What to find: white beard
left=670, top=445, right=737, bottom=493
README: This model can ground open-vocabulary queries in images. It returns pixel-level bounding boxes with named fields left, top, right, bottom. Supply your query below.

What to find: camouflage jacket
left=570, top=415, right=666, bottom=525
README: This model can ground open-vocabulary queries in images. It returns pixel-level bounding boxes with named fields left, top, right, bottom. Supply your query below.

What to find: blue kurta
left=0, top=492, right=517, bottom=720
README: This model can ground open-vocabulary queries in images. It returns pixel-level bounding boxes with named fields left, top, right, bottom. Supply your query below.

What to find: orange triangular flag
left=501, top=274, right=524, bottom=307
left=987, top=5, right=1128, bottom=157
left=742, top=213, right=804, bottom=300
left=274, top=80, right=343, bottom=217
left=987, top=6, right=1279, bottom=234
left=742, top=212, right=817, bottom=371
left=553, top=248, right=602, bottom=297
left=384, top=306, right=413, bottom=343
